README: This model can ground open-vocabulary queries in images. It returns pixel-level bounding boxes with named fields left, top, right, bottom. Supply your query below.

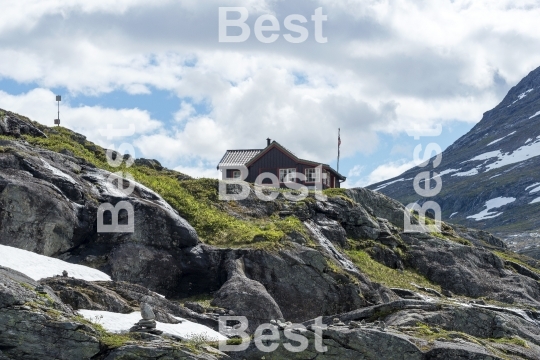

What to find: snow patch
left=525, top=138, right=533, bottom=144
left=0, top=244, right=111, bottom=281
left=450, top=212, right=458, bottom=218
left=77, top=310, right=227, bottom=341
left=531, top=197, right=540, bottom=204
left=466, top=197, right=516, bottom=221
left=466, top=151, right=501, bottom=162
left=486, top=139, right=540, bottom=171
left=529, top=186, right=540, bottom=194
left=529, top=111, right=540, bottom=119
left=487, top=131, right=516, bottom=146
left=489, top=174, right=502, bottom=179
left=373, top=178, right=405, bottom=191
left=512, top=88, right=534, bottom=104
left=438, top=168, right=460, bottom=176
left=526, top=182, right=540, bottom=190
left=452, top=168, right=478, bottom=177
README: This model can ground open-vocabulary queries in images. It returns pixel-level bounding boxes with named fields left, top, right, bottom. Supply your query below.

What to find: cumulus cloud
left=0, top=88, right=161, bottom=149
left=1, top=0, right=540, bottom=181
left=346, top=159, right=420, bottom=188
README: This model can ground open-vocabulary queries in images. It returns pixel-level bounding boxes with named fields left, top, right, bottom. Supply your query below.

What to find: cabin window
left=226, top=169, right=241, bottom=179
left=305, top=168, right=321, bottom=182
left=279, top=168, right=296, bottom=182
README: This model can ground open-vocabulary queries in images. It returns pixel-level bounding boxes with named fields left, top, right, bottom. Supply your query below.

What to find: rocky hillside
left=1, top=109, right=540, bottom=359
left=367, top=66, right=540, bottom=258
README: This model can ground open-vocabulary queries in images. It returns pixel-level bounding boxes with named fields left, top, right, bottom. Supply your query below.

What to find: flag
left=338, top=129, right=341, bottom=147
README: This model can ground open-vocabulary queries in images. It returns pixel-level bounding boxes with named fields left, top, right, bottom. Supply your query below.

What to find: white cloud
left=174, top=165, right=220, bottom=179
left=347, top=165, right=364, bottom=178
left=345, top=158, right=419, bottom=188
left=174, top=101, right=196, bottom=122
left=1, top=0, right=540, bottom=178
left=0, top=88, right=161, bottom=149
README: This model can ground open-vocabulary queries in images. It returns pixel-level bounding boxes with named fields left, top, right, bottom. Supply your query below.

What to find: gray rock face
left=236, top=245, right=392, bottom=323
left=141, top=302, right=156, bottom=320
left=42, top=277, right=133, bottom=313
left=134, top=158, right=164, bottom=171
left=212, top=257, right=284, bottom=330
left=232, top=299, right=540, bottom=359
left=0, top=110, right=46, bottom=138
left=0, top=267, right=220, bottom=360
left=232, top=325, right=510, bottom=360
left=41, top=277, right=215, bottom=326
left=314, top=196, right=381, bottom=240
left=401, top=234, right=540, bottom=307
left=104, top=344, right=219, bottom=360
left=0, top=268, right=100, bottom=360
left=346, top=187, right=407, bottom=230
left=313, top=213, right=348, bottom=248
left=0, top=122, right=198, bottom=294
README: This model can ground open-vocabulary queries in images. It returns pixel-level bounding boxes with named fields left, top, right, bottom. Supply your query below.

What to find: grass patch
left=73, top=314, right=134, bottom=349
left=493, top=250, right=540, bottom=276
left=413, top=323, right=483, bottom=346
left=19, top=282, right=34, bottom=291
left=180, top=294, right=215, bottom=309
left=450, top=237, right=473, bottom=246
left=345, top=250, right=441, bottom=292
left=322, top=188, right=354, bottom=204
left=489, top=336, right=529, bottom=348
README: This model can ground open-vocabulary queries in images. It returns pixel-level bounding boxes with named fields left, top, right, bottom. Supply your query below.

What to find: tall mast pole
left=55, top=95, right=61, bottom=126
left=337, top=128, right=341, bottom=173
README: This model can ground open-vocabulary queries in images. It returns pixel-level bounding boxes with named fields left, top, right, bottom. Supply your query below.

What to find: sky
left=1, top=0, right=540, bottom=187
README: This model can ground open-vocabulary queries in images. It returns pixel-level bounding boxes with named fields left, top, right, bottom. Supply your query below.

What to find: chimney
left=267, top=138, right=271, bottom=146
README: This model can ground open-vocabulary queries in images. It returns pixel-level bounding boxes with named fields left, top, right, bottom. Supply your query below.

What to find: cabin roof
left=216, top=149, right=262, bottom=168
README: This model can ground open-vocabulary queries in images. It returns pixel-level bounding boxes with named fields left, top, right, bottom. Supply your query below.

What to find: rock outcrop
left=0, top=117, right=198, bottom=295
left=0, top=267, right=221, bottom=360
left=0, top=266, right=101, bottom=360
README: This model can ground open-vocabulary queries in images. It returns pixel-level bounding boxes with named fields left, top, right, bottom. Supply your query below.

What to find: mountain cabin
left=217, top=139, right=346, bottom=189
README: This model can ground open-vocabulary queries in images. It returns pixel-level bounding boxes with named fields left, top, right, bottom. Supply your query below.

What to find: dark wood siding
left=246, top=147, right=298, bottom=183
left=246, top=146, right=339, bottom=188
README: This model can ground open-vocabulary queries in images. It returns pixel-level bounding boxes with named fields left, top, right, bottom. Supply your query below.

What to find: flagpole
left=337, top=128, right=341, bottom=173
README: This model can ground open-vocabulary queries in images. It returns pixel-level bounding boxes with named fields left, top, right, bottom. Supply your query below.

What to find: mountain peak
left=368, top=66, right=540, bottom=257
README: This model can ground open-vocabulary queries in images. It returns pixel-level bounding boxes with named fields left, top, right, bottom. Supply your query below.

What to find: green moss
left=493, top=250, right=540, bottom=276
left=37, top=292, right=55, bottom=305
left=180, top=294, right=215, bottom=309
left=489, top=336, right=529, bottom=348
left=73, top=315, right=134, bottom=349
left=19, top=282, right=34, bottom=291
left=181, top=333, right=216, bottom=353
left=345, top=250, right=441, bottom=292
left=413, top=323, right=481, bottom=346
left=225, top=338, right=244, bottom=345
left=322, top=188, right=354, bottom=204
left=451, top=237, right=473, bottom=246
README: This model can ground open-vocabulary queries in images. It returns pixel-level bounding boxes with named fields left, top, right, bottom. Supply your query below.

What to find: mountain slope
left=368, top=66, right=540, bottom=252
